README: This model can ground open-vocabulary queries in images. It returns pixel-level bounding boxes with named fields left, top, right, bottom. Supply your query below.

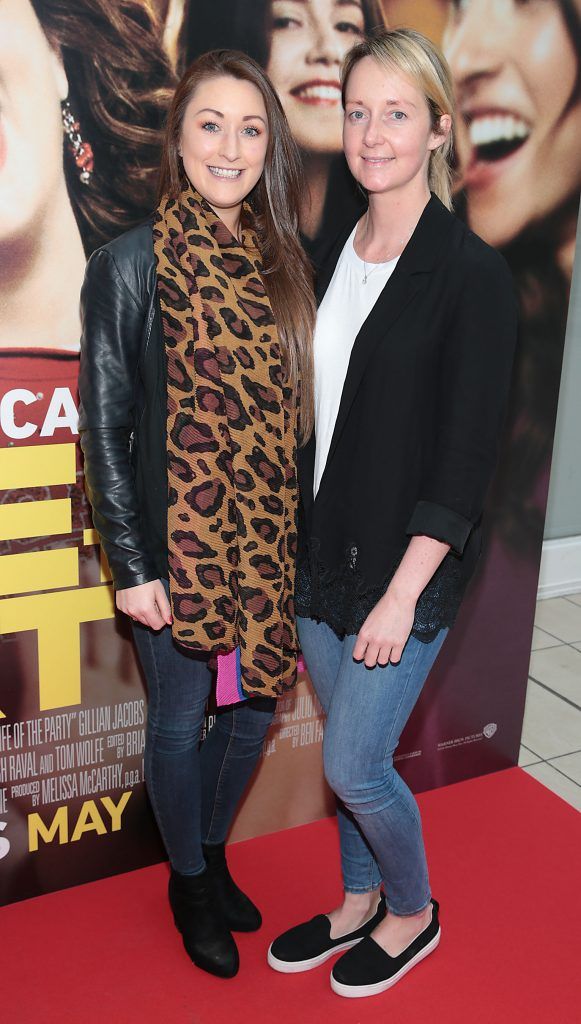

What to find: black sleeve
left=407, top=245, right=518, bottom=554
left=78, top=248, right=158, bottom=589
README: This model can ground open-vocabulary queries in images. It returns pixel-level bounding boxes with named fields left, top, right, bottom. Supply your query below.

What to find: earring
left=61, top=99, right=94, bottom=185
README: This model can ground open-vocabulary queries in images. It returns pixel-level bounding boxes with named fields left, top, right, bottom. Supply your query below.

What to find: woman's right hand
left=116, top=580, right=173, bottom=630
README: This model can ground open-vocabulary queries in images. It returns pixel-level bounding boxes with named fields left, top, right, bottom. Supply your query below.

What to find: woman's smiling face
left=342, top=57, right=446, bottom=198
left=266, top=0, right=365, bottom=153
left=179, top=75, right=269, bottom=224
left=444, top=0, right=581, bottom=247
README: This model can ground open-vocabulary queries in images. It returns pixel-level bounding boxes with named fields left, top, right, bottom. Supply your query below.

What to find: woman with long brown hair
left=79, top=49, right=315, bottom=978
left=182, top=0, right=385, bottom=258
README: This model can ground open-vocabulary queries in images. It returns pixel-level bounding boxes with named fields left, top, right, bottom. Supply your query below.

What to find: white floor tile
left=530, top=626, right=563, bottom=651
left=528, top=646, right=581, bottom=706
left=518, top=745, right=543, bottom=767
left=524, top=762, right=581, bottom=811
left=565, top=593, right=581, bottom=607
left=549, top=751, right=581, bottom=785
left=521, top=681, right=581, bottom=759
left=534, top=597, right=581, bottom=643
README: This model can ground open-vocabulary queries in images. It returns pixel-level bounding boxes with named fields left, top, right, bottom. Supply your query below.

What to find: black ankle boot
left=168, top=867, right=239, bottom=977
left=202, top=841, right=262, bottom=932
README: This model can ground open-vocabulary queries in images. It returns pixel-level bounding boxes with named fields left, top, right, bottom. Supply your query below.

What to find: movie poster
left=1, top=0, right=578, bottom=904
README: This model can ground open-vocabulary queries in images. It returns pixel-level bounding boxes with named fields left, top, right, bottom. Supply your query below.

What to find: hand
left=353, top=586, right=416, bottom=668
left=116, top=579, right=173, bottom=630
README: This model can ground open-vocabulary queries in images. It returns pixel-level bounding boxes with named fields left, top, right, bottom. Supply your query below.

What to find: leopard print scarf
left=153, top=185, right=298, bottom=699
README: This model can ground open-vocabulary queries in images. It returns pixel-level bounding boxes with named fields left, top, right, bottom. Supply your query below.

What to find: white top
left=313, top=225, right=399, bottom=496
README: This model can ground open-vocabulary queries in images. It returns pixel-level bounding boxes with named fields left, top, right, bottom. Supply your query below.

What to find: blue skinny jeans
left=131, top=595, right=275, bottom=876
left=297, top=615, right=447, bottom=916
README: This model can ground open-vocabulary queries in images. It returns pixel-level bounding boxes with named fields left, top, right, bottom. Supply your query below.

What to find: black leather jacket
left=79, top=222, right=168, bottom=590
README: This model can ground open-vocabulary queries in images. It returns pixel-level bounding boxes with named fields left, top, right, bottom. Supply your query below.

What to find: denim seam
left=342, top=636, right=430, bottom=897
left=204, top=706, right=239, bottom=844
left=380, top=638, right=424, bottom=768
left=374, top=644, right=431, bottom=903
left=143, top=627, right=175, bottom=864
left=375, top=639, right=445, bottom=910
left=339, top=828, right=382, bottom=893
left=379, top=642, right=431, bottom=834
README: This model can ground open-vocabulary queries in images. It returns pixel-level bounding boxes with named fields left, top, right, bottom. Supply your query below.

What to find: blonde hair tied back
left=341, top=28, right=456, bottom=210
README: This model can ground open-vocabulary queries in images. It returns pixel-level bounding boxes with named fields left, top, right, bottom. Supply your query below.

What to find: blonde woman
left=268, top=29, right=518, bottom=997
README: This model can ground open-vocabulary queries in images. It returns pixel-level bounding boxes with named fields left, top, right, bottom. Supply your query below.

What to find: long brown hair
left=158, top=49, right=316, bottom=442
left=31, top=0, right=175, bottom=255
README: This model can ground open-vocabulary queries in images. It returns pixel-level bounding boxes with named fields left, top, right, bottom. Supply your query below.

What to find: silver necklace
left=359, top=214, right=411, bottom=285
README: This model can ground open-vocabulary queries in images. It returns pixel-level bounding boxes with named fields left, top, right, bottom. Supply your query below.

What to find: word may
left=28, top=792, right=131, bottom=851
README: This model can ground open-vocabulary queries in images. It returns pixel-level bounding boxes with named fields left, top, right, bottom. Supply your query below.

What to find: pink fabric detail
left=217, top=649, right=306, bottom=706
left=216, top=649, right=242, bottom=707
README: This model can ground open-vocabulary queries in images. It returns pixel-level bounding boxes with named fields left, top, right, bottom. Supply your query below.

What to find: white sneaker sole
left=330, top=928, right=441, bottom=998
left=267, top=936, right=364, bottom=974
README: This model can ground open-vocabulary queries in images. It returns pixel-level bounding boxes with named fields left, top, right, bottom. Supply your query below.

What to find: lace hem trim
left=295, top=540, right=467, bottom=641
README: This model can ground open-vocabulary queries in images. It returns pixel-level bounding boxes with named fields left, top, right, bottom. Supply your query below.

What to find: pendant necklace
left=360, top=213, right=412, bottom=285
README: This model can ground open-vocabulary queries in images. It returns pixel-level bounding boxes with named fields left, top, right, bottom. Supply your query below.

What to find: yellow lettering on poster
left=0, top=443, right=76, bottom=489
left=0, top=710, right=5, bottom=719
left=0, top=548, right=79, bottom=597
left=0, top=586, right=115, bottom=710
left=0, top=499, right=71, bottom=541
left=70, top=800, right=107, bottom=842
left=27, top=796, right=132, bottom=851
left=101, top=792, right=132, bottom=832
left=28, top=806, right=68, bottom=851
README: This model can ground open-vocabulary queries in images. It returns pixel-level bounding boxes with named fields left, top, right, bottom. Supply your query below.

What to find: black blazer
left=295, top=195, right=518, bottom=640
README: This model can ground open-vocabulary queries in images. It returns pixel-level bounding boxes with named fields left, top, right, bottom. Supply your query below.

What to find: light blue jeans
left=297, top=616, right=447, bottom=916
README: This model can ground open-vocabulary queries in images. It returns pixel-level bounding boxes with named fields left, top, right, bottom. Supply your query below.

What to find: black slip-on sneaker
left=330, top=898, right=441, bottom=998
left=267, top=896, right=386, bottom=974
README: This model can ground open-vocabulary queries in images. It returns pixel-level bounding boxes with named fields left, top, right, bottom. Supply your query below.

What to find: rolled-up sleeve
left=407, top=244, right=518, bottom=554
left=79, top=248, right=158, bottom=589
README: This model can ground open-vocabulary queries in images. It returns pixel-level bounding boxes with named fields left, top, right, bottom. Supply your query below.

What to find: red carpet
left=2, top=768, right=579, bottom=1024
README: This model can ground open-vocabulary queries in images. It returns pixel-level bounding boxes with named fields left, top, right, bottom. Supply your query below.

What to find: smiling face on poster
left=264, top=0, right=385, bottom=240
left=266, top=0, right=366, bottom=153
left=444, top=0, right=581, bottom=256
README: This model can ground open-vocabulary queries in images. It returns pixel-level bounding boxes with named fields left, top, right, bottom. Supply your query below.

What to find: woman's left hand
left=353, top=587, right=416, bottom=668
